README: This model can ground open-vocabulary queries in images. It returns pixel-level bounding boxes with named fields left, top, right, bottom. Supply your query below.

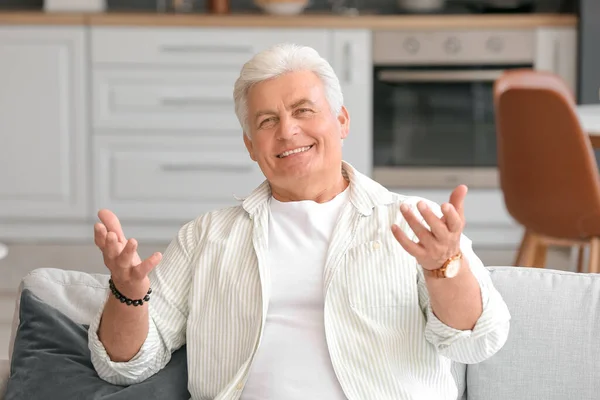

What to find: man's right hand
left=94, top=209, right=163, bottom=299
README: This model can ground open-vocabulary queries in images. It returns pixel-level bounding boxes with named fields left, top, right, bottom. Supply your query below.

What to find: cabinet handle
left=343, top=42, right=353, bottom=83
left=159, top=44, right=252, bottom=54
left=160, top=97, right=211, bottom=107
left=160, top=163, right=253, bottom=173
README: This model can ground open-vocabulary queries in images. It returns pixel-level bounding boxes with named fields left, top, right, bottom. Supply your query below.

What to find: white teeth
left=279, top=146, right=312, bottom=158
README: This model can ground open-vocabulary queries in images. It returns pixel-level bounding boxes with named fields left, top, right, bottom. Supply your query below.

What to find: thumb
left=449, top=185, right=468, bottom=217
left=136, top=252, right=163, bottom=278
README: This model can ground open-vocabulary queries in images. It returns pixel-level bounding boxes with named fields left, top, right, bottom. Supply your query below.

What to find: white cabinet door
left=332, top=30, right=373, bottom=177
left=0, top=27, right=88, bottom=219
left=535, top=27, right=578, bottom=95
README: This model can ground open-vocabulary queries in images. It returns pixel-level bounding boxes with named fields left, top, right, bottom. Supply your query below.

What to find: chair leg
left=515, top=231, right=546, bottom=267
left=533, top=241, right=548, bottom=268
left=588, top=237, right=600, bottom=273
left=577, top=245, right=586, bottom=273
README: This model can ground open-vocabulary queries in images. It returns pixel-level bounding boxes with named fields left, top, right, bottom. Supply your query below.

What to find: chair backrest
left=493, top=69, right=600, bottom=239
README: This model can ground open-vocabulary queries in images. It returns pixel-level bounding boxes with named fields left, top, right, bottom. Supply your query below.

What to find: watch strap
left=424, top=251, right=463, bottom=278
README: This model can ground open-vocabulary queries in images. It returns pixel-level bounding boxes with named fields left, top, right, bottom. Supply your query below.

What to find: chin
left=269, top=160, right=317, bottom=184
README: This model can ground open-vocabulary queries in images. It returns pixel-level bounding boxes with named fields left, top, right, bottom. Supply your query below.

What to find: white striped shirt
left=88, top=161, right=511, bottom=400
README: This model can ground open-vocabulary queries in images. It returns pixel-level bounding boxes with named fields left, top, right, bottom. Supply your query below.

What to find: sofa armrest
left=0, top=358, right=9, bottom=400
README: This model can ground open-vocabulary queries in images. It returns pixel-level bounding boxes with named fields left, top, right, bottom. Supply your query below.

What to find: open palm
left=94, top=209, right=162, bottom=297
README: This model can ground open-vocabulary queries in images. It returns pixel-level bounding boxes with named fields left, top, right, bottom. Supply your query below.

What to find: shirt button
left=373, top=241, right=381, bottom=250
left=236, top=382, right=244, bottom=390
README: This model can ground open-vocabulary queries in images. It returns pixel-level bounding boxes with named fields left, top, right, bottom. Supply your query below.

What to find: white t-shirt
left=241, top=186, right=350, bottom=400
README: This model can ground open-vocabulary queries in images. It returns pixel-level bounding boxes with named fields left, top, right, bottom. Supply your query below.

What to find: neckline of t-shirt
left=269, top=184, right=350, bottom=209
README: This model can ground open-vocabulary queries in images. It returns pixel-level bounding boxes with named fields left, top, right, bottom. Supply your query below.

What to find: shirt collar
left=242, top=161, right=393, bottom=218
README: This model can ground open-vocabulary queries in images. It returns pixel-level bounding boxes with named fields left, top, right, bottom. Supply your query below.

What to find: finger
left=449, top=185, right=468, bottom=219
left=94, top=223, right=107, bottom=250
left=441, top=203, right=464, bottom=233
left=400, top=203, right=435, bottom=246
left=391, top=225, right=427, bottom=259
left=115, top=238, right=137, bottom=269
left=104, top=231, right=122, bottom=260
left=135, top=252, right=163, bottom=278
left=97, top=209, right=126, bottom=244
left=416, top=201, right=448, bottom=239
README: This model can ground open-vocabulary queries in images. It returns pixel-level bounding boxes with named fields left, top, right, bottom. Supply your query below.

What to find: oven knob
left=403, top=37, right=420, bottom=54
left=444, top=37, right=461, bottom=54
left=486, top=36, right=504, bottom=53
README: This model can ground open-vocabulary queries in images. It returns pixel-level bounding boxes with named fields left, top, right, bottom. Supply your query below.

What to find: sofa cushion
left=8, top=267, right=112, bottom=362
left=466, top=266, right=600, bottom=400
left=5, top=288, right=190, bottom=400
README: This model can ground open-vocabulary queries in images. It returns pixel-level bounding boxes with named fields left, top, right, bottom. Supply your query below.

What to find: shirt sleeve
left=419, top=233, right=511, bottom=364
left=88, top=217, right=200, bottom=385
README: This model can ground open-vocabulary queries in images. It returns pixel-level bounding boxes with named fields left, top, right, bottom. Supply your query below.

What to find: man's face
left=243, top=70, right=349, bottom=188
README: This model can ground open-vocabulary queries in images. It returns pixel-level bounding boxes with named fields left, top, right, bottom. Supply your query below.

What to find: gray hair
left=233, top=43, right=344, bottom=138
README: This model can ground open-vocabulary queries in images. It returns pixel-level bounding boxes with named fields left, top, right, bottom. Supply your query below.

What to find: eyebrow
left=253, top=98, right=316, bottom=122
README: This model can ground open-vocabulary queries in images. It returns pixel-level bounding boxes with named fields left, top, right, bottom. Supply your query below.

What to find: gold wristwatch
left=426, top=251, right=463, bottom=279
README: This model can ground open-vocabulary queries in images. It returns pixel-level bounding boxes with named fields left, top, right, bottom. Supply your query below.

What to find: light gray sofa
left=1, top=266, right=599, bottom=399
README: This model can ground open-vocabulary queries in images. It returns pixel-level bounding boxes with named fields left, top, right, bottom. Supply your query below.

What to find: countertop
left=577, top=104, right=600, bottom=135
left=0, top=11, right=577, bottom=29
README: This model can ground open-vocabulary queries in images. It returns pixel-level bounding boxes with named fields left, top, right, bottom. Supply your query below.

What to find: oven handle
left=377, top=69, right=505, bottom=83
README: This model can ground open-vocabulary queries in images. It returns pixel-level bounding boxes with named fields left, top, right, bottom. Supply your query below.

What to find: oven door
left=372, top=65, right=526, bottom=189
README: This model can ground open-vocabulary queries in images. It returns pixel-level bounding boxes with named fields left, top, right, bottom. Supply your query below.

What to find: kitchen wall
left=0, top=0, right=575, bottom=12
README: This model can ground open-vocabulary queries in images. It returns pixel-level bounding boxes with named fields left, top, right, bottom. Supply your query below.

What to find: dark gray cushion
left=5, top=289, right=190, bottom=400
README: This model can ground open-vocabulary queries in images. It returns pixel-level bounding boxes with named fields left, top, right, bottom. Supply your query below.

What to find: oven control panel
left=373, top=30, right=535, bottom=65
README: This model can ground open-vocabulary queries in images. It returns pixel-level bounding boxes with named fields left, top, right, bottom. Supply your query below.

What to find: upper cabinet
left=535, top=27, right=578, bottom=95
left=0, top=27, right=88, bottom=219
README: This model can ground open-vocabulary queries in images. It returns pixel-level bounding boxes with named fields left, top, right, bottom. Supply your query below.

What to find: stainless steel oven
left=372, top=29, right=536, bottom=188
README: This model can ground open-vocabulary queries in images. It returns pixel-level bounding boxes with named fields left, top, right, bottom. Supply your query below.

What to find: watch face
left=444, top=259, right=461, bottom=278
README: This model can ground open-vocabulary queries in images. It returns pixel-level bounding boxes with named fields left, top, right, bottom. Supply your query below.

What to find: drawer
left=92, top=68, right=241, bottom=131
left=93, top=135, right=265, bottom=222
left=373, top=30, right=535, bottom=65
left=91, top=27, right=331, bottom=66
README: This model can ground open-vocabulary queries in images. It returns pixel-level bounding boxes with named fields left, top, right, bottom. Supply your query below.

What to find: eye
left=259, top=117, right=276, bottom=128
left=296, top=108, right=313, bottom=115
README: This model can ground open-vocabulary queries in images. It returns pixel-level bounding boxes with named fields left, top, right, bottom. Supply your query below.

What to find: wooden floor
left=0, top=242, right=576, bottom=361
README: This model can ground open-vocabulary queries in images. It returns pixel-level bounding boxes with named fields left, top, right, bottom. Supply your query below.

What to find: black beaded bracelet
left=109, top=278, right=152, bottom=307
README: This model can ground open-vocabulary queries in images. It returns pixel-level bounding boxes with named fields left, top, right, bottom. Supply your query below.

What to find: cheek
left=252, top=138, right=274, bottom=160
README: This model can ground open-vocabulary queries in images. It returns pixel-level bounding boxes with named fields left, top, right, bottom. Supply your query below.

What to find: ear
left=243, top=132, right=257, bottom=161
left=337, top=105, right=350, bottom=140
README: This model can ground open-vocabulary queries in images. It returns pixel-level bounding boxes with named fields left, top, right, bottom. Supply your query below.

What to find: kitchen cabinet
left=91, top=27, right=371, bottom=224
left=0, top=21, right=575, bottom=246
left=332, top=29, right=373, bottom=177
left=0, top=27, right=88, bottom=220
left=534, top=27, right=578, bottom=95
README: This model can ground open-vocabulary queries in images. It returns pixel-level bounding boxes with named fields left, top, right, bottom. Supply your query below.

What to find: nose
left=276, top=114, right=299, bottom=140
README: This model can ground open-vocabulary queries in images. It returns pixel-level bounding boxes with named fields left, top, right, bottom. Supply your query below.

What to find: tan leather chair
left=494, top=69, right=600, bottom=273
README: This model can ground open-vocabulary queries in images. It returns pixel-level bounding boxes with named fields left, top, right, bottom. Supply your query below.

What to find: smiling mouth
left=277, top=145, right=314, bottom=159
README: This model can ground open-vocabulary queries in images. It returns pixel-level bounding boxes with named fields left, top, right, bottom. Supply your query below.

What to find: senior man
left=89, top=43, right=511, bottom=400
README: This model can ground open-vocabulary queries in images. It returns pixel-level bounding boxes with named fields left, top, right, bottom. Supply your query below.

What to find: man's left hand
left=391, top=185, right=468, bottom=271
